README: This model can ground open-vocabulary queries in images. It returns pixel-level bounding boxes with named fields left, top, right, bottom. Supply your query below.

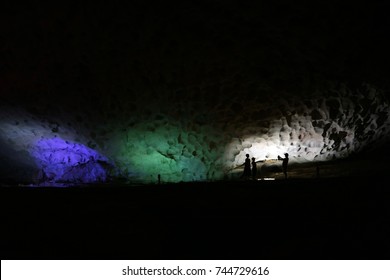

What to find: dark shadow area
left=0, top=137, right=38, bottom=184
left=1, top=176, right=389, bottom=260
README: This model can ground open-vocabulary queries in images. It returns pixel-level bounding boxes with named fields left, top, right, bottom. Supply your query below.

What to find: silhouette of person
left=251, top=157, right=257, bottom=180
left=278, top=153, right=289, bottom=179
left=241, top=154, right=252, bottom=179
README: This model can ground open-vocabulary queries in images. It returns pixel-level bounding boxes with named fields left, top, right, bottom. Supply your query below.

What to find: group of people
left=241, top=153, right=289, bottom=180
left=241, top=154, right=258, bottom=180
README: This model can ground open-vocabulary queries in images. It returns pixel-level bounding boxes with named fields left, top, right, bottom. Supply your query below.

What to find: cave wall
left=1, top=83, right=389, bottom=184
left=1, top=2, right=390, bottom=184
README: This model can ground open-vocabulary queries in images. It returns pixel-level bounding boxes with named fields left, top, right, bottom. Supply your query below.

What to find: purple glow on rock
left=31, top=137, right=109, bottom=184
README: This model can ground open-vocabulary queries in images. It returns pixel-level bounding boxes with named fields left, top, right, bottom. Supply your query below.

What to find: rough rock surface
left=1, top=83, right=389, bottom=184
left=1, top=3, right=390, bottom=184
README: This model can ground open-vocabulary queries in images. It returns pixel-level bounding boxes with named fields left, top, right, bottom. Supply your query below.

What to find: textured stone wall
left=1, top=3, right=390, bottom=184
left=1, top=83, right=389, bottom=184
left=223, top=84, right=390, bottom=172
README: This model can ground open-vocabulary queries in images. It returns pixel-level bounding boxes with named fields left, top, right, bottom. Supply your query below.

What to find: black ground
left=1, top=177, right=390, bottom=260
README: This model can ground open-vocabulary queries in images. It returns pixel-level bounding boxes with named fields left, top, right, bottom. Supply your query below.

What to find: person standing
left=241, top=154, right=252, bottom=179
left=278, top=153, right=289, bottom=179
left=251, top=157, right=257, bottom=180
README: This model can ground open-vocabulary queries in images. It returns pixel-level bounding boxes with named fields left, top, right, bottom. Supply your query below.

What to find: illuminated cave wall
left=2, top=2, right=390, bottom=185
left=31, top=138, right=109, bottom=183
left=111, top=119, right=223, bottom=183
left=0, top=108, right=110, bottom=184
left=223, top=84, right=390, bottom=172
left=1, top=84, right=390, bottom=184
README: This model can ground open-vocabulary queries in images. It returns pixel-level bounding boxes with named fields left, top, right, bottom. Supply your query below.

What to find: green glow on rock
left=113, top=119, right=224, bottom=183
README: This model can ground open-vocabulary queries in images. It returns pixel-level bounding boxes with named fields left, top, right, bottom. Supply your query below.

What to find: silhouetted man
left=241, top=154, right=251, bottom=179
left=278, top=153, right=289, bottom=179
left=251, top=157, right=257, bottom=180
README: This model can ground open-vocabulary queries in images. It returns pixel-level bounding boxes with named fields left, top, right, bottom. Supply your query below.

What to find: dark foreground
left=1, top=177, right=390, bottom=260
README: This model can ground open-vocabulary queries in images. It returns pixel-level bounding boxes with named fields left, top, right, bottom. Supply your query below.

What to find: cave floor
left=1, top=177, right=390, bottom=260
